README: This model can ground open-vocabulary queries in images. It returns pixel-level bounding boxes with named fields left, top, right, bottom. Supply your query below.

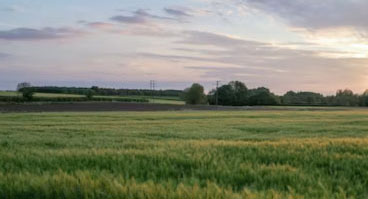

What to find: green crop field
left=95, top=95, right=185, bottom=105
left=0, top=91, right=19, bottom=97
left=0, top=91, right=184, bottom=104
left=1, top=110, right=368, bottom=199
left=0, top=91, right=83, bottom=98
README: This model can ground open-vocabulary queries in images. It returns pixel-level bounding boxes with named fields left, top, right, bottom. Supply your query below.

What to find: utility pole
left=150, top=80, right=155, bottom=103
left=215, top=80, right=220, bottom=106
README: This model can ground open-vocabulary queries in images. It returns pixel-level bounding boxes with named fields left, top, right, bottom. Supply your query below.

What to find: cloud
left=164, top=7, right=192, bottom=17
left=86, top=22, right=115, bottom=29
left=239, top=0, right=368, bottom=30
left=137, top=52, right=210, bottom=62
left=107, top=9, right=185, bottom=37
left=134, top=9, right=173, bottom=20
left=141, top=30, right=368, bottom=93
left=180, top=31, right=267, bottom=48
left=0, top=27, right=84, bottom=40
left=110, top=9, right=175, bottom=24
left=0, top=5, right=24, bottom=13
left=0, top=7, right=15, bottom=12
left=110, top=14, right=147, bottom=24
left=115, top=25, right=178, bottom=37
left=0, top=52, right=10, bottom=59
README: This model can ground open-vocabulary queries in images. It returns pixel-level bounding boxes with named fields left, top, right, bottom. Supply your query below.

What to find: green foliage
left=183, top=83, right=207, bottom=105
left=333, top=89, right=359, bottom=106
left=20, top=88, right=34, bottom=101
left=208, top=80, right=368, bottom=107
left=85, top=89, right=95, bottom=100
left=231, top=81, right=248, bottom=106
left=16, top=82, right=31, bottom=91
left=0, top=110, right=368, bottom=198
left=209, top=81, right=278, bottom=106
left=208, top=81, right=248, bottom=106
left=212, top=84, right=235, bottom=105
left=248, top=87, right=280, bottom=105
left=282, top=91, right=325, bottom=105
left=6, top=82, right=368, bottom=107
left=360, top=90, right=368, bottom=106
left=30, top=86, right=183, bottom=97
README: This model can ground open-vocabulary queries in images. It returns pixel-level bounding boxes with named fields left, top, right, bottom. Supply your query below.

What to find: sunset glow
left=1, top=0, right=368, bottom=94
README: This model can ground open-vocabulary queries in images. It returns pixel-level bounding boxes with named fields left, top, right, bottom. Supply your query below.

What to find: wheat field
left=1, top=110, right=368, bottom=199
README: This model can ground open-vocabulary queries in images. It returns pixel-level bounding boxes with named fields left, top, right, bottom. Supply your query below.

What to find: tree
left=248, top=87, right=280, bottom=105
left=282, top=91, right=325, bottom=105
left=360, top=89, right=368, bottom=106
left=216, top=84, right=235, bottom=105
left=208, top=81, right=248, bottom=106
left=21, top=87, right=34, bottom=101
left=229, top=81, right=248, bottom=106
left=91, top=86, right=99, bottom=92
left=334, top=89, right=359, bottom=106
left=183, top=83, right=207, bottom=105
left=17, top=82, right=31, bottom=91
left=85, top=89, right=95, bottom=100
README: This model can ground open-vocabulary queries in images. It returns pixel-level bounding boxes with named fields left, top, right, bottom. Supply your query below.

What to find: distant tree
left=248, top=87, right=280, bottom=105
left=216, top=84, right=235, bottom=106
left=229, top=81, right=248, bottom=106
left=363, top=90, right=368, bottom=96
left=334, top=89, right=359, bottom=106
left=21, top=87, right=34, bottom=101
left=91, top=86, right=99, bottom=92
left=183, top=83, right=207, bottom=105
left=282, top=91, right=325, bottom=105
left=85, top=89, right=95, bottom=100
left=17, top=82, right=31, bottom=91
left=359, top=89, right=368, bottom=106
left=28, top=86, right=183, bottom=97
left=208, top=81, right=248, bottom=106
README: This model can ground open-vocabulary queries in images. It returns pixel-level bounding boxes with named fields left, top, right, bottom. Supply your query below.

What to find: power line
left=150, top=80, right=156, bottom=90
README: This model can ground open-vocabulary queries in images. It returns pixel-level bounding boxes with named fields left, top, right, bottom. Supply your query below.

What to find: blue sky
left=1, top=0, right=368, bottom=94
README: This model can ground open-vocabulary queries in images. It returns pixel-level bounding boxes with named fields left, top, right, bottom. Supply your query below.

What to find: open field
left=0, top=91, right=19, bottom=97
left=95, top=95, right=184, bottom=105
left=0, top=91, right=184, bottom=105
left=1, top=110, right=368, bottom=199
left=0, top=102, right=206, bottom=112
left=0, top=102, right=357, bottom=113
left=0, top=91, right=82, bottom=98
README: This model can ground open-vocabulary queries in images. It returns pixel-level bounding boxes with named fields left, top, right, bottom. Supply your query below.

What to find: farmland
left=0, top=91, right=184, bottom=105
left=1, top=110, right=368, bottom=199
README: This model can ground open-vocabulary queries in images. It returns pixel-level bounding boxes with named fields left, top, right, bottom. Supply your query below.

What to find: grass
left=34, top=93, right=83, bottom=98
left=1, top=110, right=368, bottom=199
left=0, top=91, right=184, bottom=104
left=0, top=91, right=83, bottom=98
left=0, top=91, right=19, bottom=97
left=148, top=98, right=185, bottom=105
left=96, top=95, right=185, bottom=105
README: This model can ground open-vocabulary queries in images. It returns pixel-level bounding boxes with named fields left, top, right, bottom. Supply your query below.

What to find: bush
left=248, top=87, right=280, bottom=106
left=208, top=82, right=280, bottom=106
left=183, top=83, right=207, bottom=105
left=85, top=89, right=95, bottom=100
left=20, top=88, right=35, bottom=101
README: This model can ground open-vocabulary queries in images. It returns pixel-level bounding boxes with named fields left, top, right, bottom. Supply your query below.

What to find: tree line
left=14, top=81, right=368, bottom=106
left=21, top=86, right=183, bottom=97
left=183, top=81, right=368, bottom=106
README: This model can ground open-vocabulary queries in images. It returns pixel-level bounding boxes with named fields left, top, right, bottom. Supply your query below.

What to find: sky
left=0, top=0, right=368, bottom=94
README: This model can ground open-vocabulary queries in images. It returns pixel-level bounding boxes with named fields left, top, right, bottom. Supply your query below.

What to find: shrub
left=183, top=83, right=207, bottom=105
left=20, top=88, right=35, bottom=101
